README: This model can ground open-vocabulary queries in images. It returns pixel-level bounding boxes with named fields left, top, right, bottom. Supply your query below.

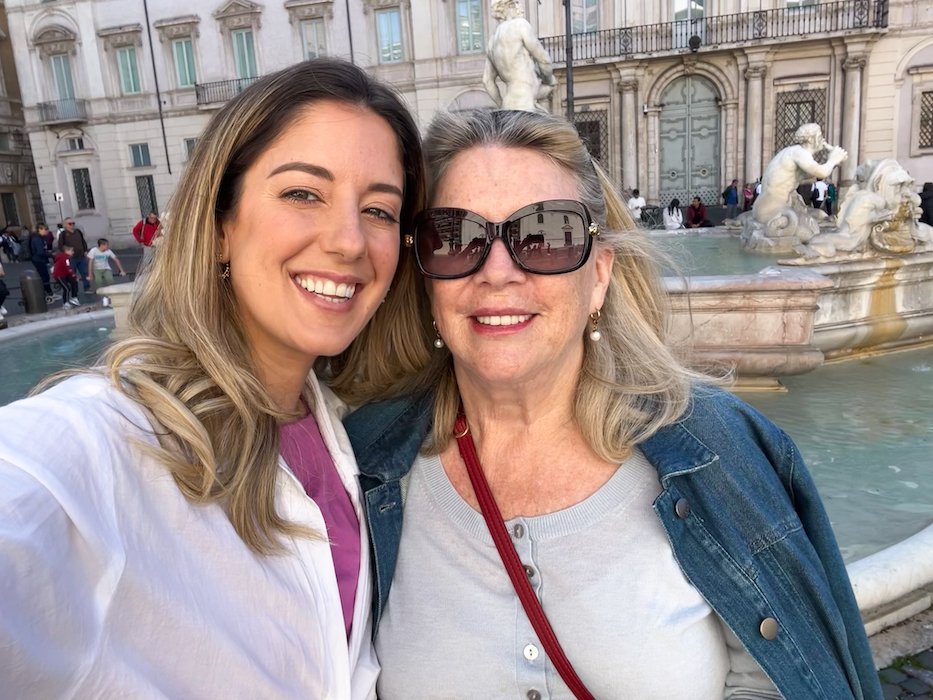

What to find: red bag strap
left=453, top=413, right=595, bottom=700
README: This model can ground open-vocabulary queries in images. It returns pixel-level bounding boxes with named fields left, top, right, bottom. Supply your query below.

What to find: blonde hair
left=84, top=59, right=424, bottom=554
left=347, top=109, right=703, bottom=461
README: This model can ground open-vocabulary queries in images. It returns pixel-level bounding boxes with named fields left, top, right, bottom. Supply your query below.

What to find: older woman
left=344, top=110, right=880, bottom=699
left=0, top=58, right=424, bottom=698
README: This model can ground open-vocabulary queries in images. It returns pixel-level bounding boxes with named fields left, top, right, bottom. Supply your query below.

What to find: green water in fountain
left=653, top=231, right=786, bottom=276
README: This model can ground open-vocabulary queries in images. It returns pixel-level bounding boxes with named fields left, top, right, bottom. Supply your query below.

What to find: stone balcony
left=195, top=77, right=260, bottom=106
left=36, top=98, right=88, bottom=125
left=540, top=0, right=889, bottom=64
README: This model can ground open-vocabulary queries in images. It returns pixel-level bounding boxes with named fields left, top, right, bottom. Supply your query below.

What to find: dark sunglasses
left=406, top=199, right=600, bottom=280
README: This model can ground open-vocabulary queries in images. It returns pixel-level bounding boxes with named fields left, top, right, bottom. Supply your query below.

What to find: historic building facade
left=0, top=3, right=41, bottom=232
left=3, top=0, right=931, bottom=244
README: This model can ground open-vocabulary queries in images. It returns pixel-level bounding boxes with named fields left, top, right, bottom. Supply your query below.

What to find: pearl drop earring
left=589, top=309, right=602, bottom=342
left=432, top=321, right=445, bottom=349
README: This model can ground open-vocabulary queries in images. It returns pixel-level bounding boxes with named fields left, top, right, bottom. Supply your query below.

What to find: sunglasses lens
left=511, top=209, right=589, bottom=273
left=415, top=210, right=487, bottom=278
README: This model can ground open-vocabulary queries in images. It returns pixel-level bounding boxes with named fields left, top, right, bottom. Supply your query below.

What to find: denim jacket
left=345, top=386, right=881, bottom=699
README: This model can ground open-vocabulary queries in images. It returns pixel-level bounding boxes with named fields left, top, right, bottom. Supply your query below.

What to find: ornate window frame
left=363, top=0, right=412, bottom=65
left=98, top=25, right=144, bottom=96
left=285, top=1, right=334, bottom=60
left=908, top=65, right=933, bottom=157
left=214, top=0, right=263, bottom=76
left=155, top=16, right=202, bottom=90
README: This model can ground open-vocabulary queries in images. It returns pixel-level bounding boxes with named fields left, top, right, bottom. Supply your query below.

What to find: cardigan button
left=759, top=617, right=779, bottom=640
left=674, top=498, right=691, bottom=519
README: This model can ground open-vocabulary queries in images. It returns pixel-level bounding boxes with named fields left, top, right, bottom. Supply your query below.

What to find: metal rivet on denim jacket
left=759, top=617, right=779, bottom=640
left=674, top=498, right=691, bottom=519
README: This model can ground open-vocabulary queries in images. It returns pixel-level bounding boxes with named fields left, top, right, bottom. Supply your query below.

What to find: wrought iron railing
left=195, top=76, right=260, bottom=106
left=37, top=98, right=88, bottom=124
left=540, top=0, right=888, bottom=63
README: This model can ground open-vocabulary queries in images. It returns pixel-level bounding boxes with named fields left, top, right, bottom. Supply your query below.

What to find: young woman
left=663, top=197, right=684, bottom=229
left=0, top=58, right=424, bottom=698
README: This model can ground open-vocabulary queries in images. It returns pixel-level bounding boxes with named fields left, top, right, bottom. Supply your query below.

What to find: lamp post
left=563, top=0, right=574, bottom=123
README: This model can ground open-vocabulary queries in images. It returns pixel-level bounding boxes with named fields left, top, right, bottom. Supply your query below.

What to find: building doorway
left=658, top=75, right=720, bottom=209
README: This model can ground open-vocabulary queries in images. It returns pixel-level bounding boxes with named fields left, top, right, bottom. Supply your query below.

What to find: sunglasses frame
left=406, top=199, right=600, bottom=280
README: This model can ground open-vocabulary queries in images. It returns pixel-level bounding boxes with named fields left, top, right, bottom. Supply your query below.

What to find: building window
left=116, top=46, right=141, bottom=94
left=232, top=29, right=258, bottom=79
left=572, top=110, right=608, bottom=164
left=456, top=0, right=484, bottom=53
left=130, top=143, right=151, bottom=167
left=673, top=0, right=704, bottom=21
left=774, top=88, right=827, bottom=152
left=786, top=0, right=817, bottom=7
left=0, top=133, right=11, bottom=151
left=375, top=8, right=404, bottom=64
left=51, top=54, right=75, bottom=100
left=1, top=193, right=20, bottom=226
left=72, top=168, right=95, bottom=210
left=300, top=19, right=327, bottom=59
left=66, top=136, right=85, bottom=151
left=183, top=137, right=198, bottom=161
left=571, top=0, right=599, bottom=33
left=136, top=175, right=158, bottom=218
left=173, top=38, right=196, bottom=88
left=920, top=91, right=933, bottom=149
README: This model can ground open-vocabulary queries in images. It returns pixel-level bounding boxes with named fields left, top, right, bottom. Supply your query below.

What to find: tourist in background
left=51, top=244, right=80, bottom=307
left=86, top=238, right=126, bottom=298
left=686, top=195, right=713, bottom=227
left=57, top=218, right=90, bottom=291
left=743, top=182, right=754, bottom=212
left=811, top=177, right=829, bottom=210
left=0, top=260, right=8, bottom=316
left=28, top=223, right=53, bottom=296
left=627, top=187, right=646, bottom=222
left=722, top=179, right=739, bottom=219
left=0, top=57, right=425, bottom=699
left=663, top=197, right=684, bottom=229
left=343, top=108, right=881, bottom=699
left=133, top=210, right=161, bottom=265
left=919, top=182, right=933, bottom=226
left=825, top=179, right=838, bottom=216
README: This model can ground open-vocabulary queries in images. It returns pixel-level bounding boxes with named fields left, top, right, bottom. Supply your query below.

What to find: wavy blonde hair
left=345, top=109, right=704, bottom=461
left=81, top=59, right=425, bottom=554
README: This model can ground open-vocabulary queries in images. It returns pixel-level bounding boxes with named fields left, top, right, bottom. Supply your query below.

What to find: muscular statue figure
left=801, top=159, right=933, bottom=258
left=742, top=123, right=847, bottom=252
left=483, top=0, right=556, bottom=112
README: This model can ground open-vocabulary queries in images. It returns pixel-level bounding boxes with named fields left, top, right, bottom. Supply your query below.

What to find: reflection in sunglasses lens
left=416, top=205, right=589, bottom=279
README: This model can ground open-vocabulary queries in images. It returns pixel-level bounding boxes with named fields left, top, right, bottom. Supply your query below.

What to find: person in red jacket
left=686, top=196, right=713, bottom=228
left=52, top=245, right=81, bottom=307
left=133, top=211, right=161, bottom=264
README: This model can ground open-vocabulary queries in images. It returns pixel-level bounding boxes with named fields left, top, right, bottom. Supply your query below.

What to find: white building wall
left=3, top=0, right=932, bottom=245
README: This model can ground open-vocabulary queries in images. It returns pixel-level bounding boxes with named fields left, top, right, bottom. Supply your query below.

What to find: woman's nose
left=473, top=238, right=525, bottom=284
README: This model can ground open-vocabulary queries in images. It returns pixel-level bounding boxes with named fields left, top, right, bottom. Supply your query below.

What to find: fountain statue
left=482, top=0, right=556, bottom=112
left=741, top=123, right=847, bottom=254
left=798, top=159, right=933, bottom=258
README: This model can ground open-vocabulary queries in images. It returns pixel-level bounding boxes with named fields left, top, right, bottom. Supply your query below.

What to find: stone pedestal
left=97, top=281, right=135, bottom=339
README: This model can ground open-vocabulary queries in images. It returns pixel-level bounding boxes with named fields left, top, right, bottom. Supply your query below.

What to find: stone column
left=645, top=106, right=662, bottom=204
left=618, top=80, right=638, bottom=190
left=840, top=56, right=866, bottom=187
left=744, top=65, right=767, bottom=183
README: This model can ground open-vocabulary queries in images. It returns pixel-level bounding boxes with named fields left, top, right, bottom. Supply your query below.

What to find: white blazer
left=663, top=207, right=684, bottom=230
left=0, top=373, right=378, bottom=699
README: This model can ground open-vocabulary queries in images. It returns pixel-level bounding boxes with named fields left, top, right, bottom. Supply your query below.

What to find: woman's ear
left=590, top=245, right=614, bottom=310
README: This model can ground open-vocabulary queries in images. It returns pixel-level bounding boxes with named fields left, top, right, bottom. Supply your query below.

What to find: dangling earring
left=219, top=261, right=230, bottom=280
left=589, top=309, right=602, bottom=342
left=432, top=320, right=445, bottom=349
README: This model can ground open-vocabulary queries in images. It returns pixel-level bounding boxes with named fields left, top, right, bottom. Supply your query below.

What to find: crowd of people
left=0, top=57, right=887, bottom=699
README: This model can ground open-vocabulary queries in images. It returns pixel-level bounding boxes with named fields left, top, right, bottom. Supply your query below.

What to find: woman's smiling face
left=219, top=99, right=404, bottom=381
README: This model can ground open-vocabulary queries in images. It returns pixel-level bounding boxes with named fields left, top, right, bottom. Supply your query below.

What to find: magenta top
left=280, top=410, right=361, bottom=639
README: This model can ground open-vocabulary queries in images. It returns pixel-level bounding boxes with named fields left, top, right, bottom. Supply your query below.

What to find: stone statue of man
left=753, top=124, right=847, bottom=224
left=742, top=123, right=847, bottom=252
left=483, top=0, right=557, bottom=112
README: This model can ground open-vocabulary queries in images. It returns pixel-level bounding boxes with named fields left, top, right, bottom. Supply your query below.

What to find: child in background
left=52, top=245, right=80, bottom=307
left=86, top=238, right=125, bottom=305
